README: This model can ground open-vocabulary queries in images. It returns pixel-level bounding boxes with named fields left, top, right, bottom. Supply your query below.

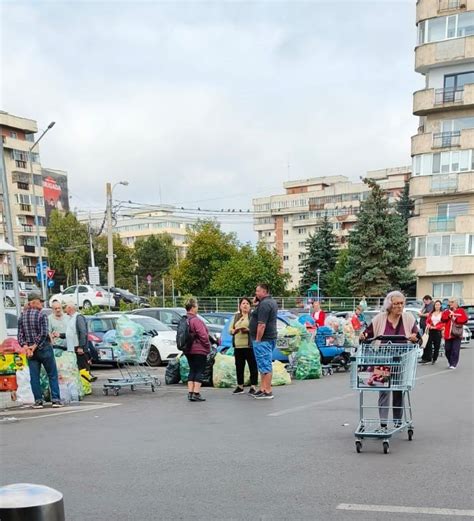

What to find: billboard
left=42, top=168, right=69, bottom=223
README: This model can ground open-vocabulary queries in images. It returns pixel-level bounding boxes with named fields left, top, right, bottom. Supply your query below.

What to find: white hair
left=382, top=291, right=406, bottom=312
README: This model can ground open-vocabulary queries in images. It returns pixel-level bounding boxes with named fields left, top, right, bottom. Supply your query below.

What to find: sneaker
left=255, top=392, right=274, bottom=400
left=89, top=375, right=98, bottom=382
left=375, top=426, right=388, bottom=434
left=449, top=366, right=456, bottom=370
left=32, top=401, right=44, bottom=409
left=248, top=387, right=257, bottom=396
left=192, top=393, right=206, bottom=402
left=393, top=421, right=402, bottom=428
left=52, top=401, right=64, bottom=408
left=232, top=387, right=245, bottom=395
left=252, top=390, right=265, bottom=399
left=432, top=360, right=436, bottom=365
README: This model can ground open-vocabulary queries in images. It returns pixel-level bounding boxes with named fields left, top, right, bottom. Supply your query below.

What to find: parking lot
left=1, top=343, right=473, bottom=521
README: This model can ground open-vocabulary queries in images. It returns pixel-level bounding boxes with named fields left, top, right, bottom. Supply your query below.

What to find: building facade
left=253, top=167, right=410, bottom=289
left=411, top=0, right=474, bottom=303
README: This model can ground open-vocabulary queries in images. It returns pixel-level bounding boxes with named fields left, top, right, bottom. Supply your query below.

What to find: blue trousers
left=28, top=344, right=61, bottom=402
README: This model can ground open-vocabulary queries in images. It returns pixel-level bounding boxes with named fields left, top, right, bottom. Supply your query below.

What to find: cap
left=28, top=292, right=45, bottom=302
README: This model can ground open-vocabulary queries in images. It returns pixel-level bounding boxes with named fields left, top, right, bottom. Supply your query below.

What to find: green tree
left=173, top=220, right=238, bottom=295
left=347, top=179, right=415, bottom=296
left=45, top=210, right=89, bottom=287
left=299, top=215, right=337, bottom=295
left=396, top=181, right=415, bottom=230
left=210, top=242, right=290, bottom=296
left=93, top=235, right=136, bottom=290
left=326, top=249, right=351, bottom=297
left=135, top=234, right=176, bottom=293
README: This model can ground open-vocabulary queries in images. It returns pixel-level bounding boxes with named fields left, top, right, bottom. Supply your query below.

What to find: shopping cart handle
left=364, top=335, right=409, bottom=343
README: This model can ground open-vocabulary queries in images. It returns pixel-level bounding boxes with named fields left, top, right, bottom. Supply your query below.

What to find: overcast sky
left=1, top=0, right=421, bottom=242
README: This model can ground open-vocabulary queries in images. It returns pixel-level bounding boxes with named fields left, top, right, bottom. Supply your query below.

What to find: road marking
left=337, top=503, right=474, bottom=517
left=416, top=369, right=453, bottom=381
left=0, top=403, right=121, bottom=421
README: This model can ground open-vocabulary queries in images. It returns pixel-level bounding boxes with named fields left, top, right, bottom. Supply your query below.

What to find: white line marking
left=416, top=369, right=453, bottom=381
left=268, top=393, right=354, bottom=417
left=0, top=403, right=121, bottom=421
left=337, top=503, right=474, bottom=517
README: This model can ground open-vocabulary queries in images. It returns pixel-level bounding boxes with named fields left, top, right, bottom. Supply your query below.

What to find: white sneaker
left=448, top=366, right=456, bottom=370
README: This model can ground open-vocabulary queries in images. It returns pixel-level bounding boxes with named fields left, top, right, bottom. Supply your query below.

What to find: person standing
left=421, top=300, right=444, bottom=365
left=359, top=296, right=368, bottom=312
left=48, top=302, right=70, bottom=352
left=17, top=293, right=63, bottom=409
left=185, top=298, right=211, bottom=402
left=65, top=304, right=93, bottom=376
left=249, top=284, right=278, bottom=400
left=418, top=295, right=434, bottom=334
left=441, top=298, right=468, bottom=369
left=311, top=300, right=326, bottom=328
left=229, top=297, right=258, bottom=396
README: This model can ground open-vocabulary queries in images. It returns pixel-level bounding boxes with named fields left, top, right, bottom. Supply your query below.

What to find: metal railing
left=428, top=216, right=456, bottom=232
left=23, top=244, right=36, bottom=253
left=434, top=87, right=464, bottom=105
left=19, top=203, right=32, bottom=212
left=21, top=224, right=33, bottom=232
left=432, top=130, right=461, bottom=148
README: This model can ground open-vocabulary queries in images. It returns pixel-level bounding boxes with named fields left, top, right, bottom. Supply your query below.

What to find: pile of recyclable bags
left=179, top=349, right=217, bottom=387
left=165, top=357, right=181, bottom=385
left=295, top=337, right=321, bottom=380
left=277, top=322, right=303, bottom=355
left=114, top=315, right=145, bottom=362
left=212, top=353, right=238, bottom=388
left=179, top=355, right=190, bottom=383
left=271, top=361, right=291, bottom=386
left=40, top=351, right=84, bottom=403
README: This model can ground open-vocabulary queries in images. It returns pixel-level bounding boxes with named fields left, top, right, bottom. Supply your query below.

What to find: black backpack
left=176, top=316, right=193, bottom=352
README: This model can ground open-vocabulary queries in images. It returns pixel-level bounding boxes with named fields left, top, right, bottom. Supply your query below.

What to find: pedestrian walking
left=185, top=297, right=211, bottom=402
left=421, top=300, right=444, bottom=365
left=311, top=300, right=326, bottom=328
left=65, top=304, right=95, bottom=380
left=17, top=293, right=63, bottom=409
left=359, top=296, right=368, bottom=312
left=360, top=291, right=419, bottom=431
left=441, top=298, right=468, bottom=369
left=249, top=284, right=278, bottom=400
left=418, top=295, right=434, bottom=334
left=229, top=297, right=258, bottom=396
left=48, top=302, right=70, bottom=352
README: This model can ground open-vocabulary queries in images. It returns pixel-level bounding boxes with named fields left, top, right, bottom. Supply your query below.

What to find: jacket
left=312, top=310, right=326, bottom=327
left=426, top=312, right=444, bottom=331
left=187, top=313, right=211, bottom=355
left=367, top=312, right=417, bottom=339
left=441, top=308, right=468, bottom=340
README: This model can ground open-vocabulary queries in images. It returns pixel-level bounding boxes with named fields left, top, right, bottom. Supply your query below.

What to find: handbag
left=451, top=321, right=463, bottom=338
left=421, top=331, right=429, bottom=348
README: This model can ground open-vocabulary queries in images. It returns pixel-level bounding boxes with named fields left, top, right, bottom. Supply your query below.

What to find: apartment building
left=411, top=0, right=474, bottom=303
left=253, top=167, right=410, bottom=288
left=78, top=205, right=197, bottom=259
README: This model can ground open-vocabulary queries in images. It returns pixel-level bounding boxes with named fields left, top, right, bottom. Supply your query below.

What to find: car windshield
left=130, top=316, right=172, bottom=332
left=88, top=317, right=116, bottom=333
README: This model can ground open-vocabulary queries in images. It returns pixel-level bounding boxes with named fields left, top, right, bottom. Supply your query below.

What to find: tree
left=396, top=182, right=415, bottom=230
left=45, top=210, right=89, bottom=287
left=299, top=215, right=337, bottom=295
left=347, top=179, right=415, bottom=296
left=326, top=249, right=351, bottom=297
left=210, top=242, right=290, bottom=296
left=93, top=235, right=136, bottom=290
left=172, top=220, right=238, bottom=295
left=134, top=234, right=176, bottom=293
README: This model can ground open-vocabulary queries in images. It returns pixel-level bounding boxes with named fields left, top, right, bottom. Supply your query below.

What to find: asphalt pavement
left=1, top=344, right=473, bottom=521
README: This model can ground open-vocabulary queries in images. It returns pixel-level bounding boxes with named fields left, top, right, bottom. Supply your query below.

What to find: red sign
left=43, top=176, right=62, bottom=206
left=46, top=269, right=55, bottom=280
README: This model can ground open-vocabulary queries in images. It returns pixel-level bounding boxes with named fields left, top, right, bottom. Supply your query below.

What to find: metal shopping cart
left=276, top=334, right=302, bottom=377
left=102, top=336, right=161, bottom=396
left=350, top=335, right=419, bottom=454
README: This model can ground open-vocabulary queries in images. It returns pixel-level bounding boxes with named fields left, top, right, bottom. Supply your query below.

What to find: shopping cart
left=350, top=335, right=418, bottom=454
left=276, top=334, right=302, bottom=377
left=102, top=336, right=161, bottom=396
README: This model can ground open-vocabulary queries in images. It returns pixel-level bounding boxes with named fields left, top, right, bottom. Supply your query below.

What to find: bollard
left=0, top=483, right=65, bottom=521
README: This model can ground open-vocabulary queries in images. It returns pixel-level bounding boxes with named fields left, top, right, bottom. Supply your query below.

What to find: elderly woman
left=441, top=298, right=468, bottom=369
left=360, top=291, right=420, bottom=432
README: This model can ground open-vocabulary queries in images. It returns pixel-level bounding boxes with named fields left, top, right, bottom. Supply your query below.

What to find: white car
left=49, top=285, right=115, bottom=310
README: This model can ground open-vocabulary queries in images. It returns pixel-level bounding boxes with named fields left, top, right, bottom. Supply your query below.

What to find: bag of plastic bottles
left=15, top=367, right=34, bottom=404
left=115, top=315, right=144, bottom=362
left=295, top=338, right=321, bottom=380
left=179, top=355, right=190, bottom=383
left=201, top=348, right=217, bottom=387
left=271, top=361, right=291, bottom=386
left=165, top=357, right=181, bottom=385
left=212, top=353, right=237, bottom=388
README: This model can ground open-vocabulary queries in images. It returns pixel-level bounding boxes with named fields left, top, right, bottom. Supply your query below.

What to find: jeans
left=378, top=391, right=403, bottom=426
left=422, top=329, right=442, bottom=362
left=444, top=338, right=462, bottom=367
left=28, top=344, right=61, bottom=402
left=234, top=348, right=258, bottom=386
left=185, top=354, right=207, bottom=383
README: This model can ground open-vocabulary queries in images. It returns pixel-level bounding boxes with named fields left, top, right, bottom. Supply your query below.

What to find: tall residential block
left=411, top=1, right=474, bottom=303
left=253, top=168, right=410, bottom=289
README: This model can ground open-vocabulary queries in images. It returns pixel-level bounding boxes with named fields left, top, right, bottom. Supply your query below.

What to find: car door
left=158, top=309, right=180, bottom=329
left=77, top=285, right=89, bottom=307
left=61, top=286, right=77, bottom=305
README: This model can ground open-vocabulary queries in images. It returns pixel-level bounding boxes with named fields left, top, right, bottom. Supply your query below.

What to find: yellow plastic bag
left=80, top=369, right=92, bottom=395
left=271, top=361, right=291, bottom=386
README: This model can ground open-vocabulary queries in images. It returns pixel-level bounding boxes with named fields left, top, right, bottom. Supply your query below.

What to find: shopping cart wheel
left=103, top=388, right=108, bottom=396
left=131, top=385, right=135, bottom=391
left=383, top=441, right=390, bottom=454
left=151, top=385, right=155, bottom=392
left=355, top=441, right=362, bottom=453
left=113, top=388, right=120, bottom=396
left=408, top=429, right=414, bottom=441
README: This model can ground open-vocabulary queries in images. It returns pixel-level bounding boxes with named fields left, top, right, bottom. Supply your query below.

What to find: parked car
left=3, top=307, right=52, bottom=338
left=200, top=312, right=234, bottom=327
left=1, top=280, right=40, bottom=307
left=86, top=313, right=179, bottom=366
left=462, top=305, right=474, bottom=335
left=109, top=287, right=149, bottom=309
left=49, top=285, right=116, bottom=309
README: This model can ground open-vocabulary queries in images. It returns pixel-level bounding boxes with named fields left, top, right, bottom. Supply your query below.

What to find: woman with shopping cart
left=360, top=291, right=420, bottom=433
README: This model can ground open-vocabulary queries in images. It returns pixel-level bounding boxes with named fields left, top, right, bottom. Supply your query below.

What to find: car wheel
left=82, top=300, right=92, bottom=310
left=4, top=297, right=14, bottom=307
left=147, top=346, right=162, bottom=367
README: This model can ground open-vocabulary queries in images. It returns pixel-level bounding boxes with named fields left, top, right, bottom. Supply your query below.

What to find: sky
left=1, top=0, right=421, bottom=242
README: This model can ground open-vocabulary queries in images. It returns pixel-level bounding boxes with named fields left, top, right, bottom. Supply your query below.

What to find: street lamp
left=106, top=180, right=128, bottom=288
left=316, top=268, right=321, bottom=301
left=30, top=121, right=56, bottom=301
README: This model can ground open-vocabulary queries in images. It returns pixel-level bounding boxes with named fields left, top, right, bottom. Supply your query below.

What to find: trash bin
left=0, top=483, right=65, bottom=521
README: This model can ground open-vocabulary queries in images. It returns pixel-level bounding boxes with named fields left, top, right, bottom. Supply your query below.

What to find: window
left=298, top=241, right=306, bottom=247
left=284, top=230, right=289, bottom=235
left=298, top=228, right=307, bottom=235
left=413, top=150, right=472, bottom=175
left=437, top=202, right=469, bottom=217
left=298, top=253, right=307, bottom=260
left=25, top=133, right=35, bottom=143
left=442, top=117, right=474, bottom=133
left=9, top=131, right=17, bottom=139
left=419, top=12, right=474, bottom=44
left=333, top=222, right=342, bottom=230
left=283, top=216, right=289, bottom=223
left=298, top=214, right=307, bottom=220
left=283, top=255, right=289, bottom=261
left=283, top=243, right=289, bottom=250
left=433, top=282, right=463, bottom=298
left=62, top=286, right=76, bottom=295
left=17, top=182, right=29, bottom=190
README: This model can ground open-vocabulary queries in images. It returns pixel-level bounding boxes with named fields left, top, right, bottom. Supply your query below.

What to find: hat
left=28, top=292, right=44, bottom=302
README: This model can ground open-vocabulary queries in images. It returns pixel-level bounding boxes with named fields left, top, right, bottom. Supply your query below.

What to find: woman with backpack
left=229, top=297, right=258, bottom=396
left=184, top=297, right=211, bottom=402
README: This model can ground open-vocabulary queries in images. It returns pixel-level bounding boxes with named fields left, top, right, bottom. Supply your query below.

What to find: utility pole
left=106, top=182, right=114, bottom=288
left=0, top=138, right=21, bottom=315
left=88, top=212, right=95, bottom=268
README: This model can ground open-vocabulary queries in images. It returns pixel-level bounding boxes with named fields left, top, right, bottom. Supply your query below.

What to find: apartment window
left=15, top=194, right=31, bottom=205
left=283, top=216, right=289, bottom=223
left=284, top=230, right=289, bottom=235
left=9, top=131, right=17, bottom=139
left=432, top=282, right=463, bottom=299
left=283, top=255, right=289, bottom=261
left=25, top=133, right=35, bottom=143
left=283, top=242, right=289, bottom=250
left=333, top=222, right=342, bottom=230
left=298, top=241, right=306, bottom=247
left=298, top=214, right=307, bottom=220
left=444, top=71, right=474, bottom=94
left=419, top=12, right=474, bottom=44
left=298, top=228, right=307, bottom=235
left=17, top=182, right=29, bottom=190
left=442, top=117, right=474, bottom=133
left=413, top=149, right=472, bottom=175
left=438, top=202, right=469, bottom=217
left=266, top=232, right=272, bottom=237
left=298, top=253, right=307, bottom=260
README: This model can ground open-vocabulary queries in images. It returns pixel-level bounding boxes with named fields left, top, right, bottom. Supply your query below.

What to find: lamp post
left=316, top=268, right=321, bottom=301
left=106, top=181, right=128, bottom=288
left=30, top=121, right=56, bottom=301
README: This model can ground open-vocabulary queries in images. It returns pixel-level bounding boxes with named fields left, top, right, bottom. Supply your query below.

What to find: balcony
left=413, top=84, right=474, bottom=115
left=411, top=127, right=474, bottom=154
left=18, top=203, right=32, bottom=213
left=21, top=224, right=34, bottom=233
left=433, top=131, right=461, bottom=148
left=23, top=244, right=36, bottom=253
left=428, top=216, right=456, bottom=232
left=415, top=35, right=474, bottom=74
left=430, top=174, right=459, bottom=192
left=416, top=0, right=465, bottom=23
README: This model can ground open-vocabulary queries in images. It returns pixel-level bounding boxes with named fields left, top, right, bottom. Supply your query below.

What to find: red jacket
left=312, top=310, right=326, bottom=328
left=426, top=312, right=444, bottom=331
left=187, top=314, right=211, bottom=355
left=441, top=308, right=468, bottom=340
